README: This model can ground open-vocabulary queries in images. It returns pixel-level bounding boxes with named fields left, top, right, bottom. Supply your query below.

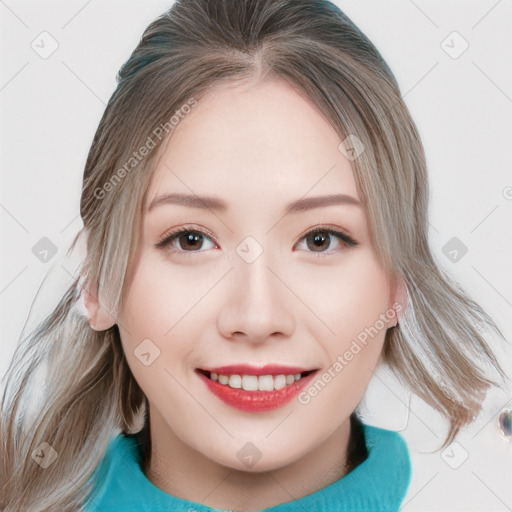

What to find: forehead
left=147, top=78, right=360, bottom=212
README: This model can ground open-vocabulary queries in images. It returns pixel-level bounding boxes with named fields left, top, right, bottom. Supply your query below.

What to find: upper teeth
left=211, top=373, right=302, bottom=391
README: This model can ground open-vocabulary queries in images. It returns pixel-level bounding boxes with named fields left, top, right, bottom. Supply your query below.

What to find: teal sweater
left=84, top=423, right=411, bottom=512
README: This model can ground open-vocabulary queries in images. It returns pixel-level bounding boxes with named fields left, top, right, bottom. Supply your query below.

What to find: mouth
left=195, top=365, right=319, bottom=412
left=196, top=368, right=316, bottom=391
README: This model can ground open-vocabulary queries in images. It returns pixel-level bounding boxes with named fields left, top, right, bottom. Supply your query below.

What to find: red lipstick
left=196, top=365, right=318, bottom=412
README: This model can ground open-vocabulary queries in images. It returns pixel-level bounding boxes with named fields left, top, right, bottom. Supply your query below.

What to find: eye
left=155, top=227, right=217, bottom=254
left=155, top=225, right=358, bottom=257
left=294, top=227, right=358, bottom=255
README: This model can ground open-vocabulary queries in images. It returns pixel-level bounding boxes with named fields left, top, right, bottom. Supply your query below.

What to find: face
left=114, top=78, right=400, bottom=471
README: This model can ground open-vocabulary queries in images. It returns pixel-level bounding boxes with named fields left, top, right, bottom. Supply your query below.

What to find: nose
left=217, top=252, right=296, bottom=344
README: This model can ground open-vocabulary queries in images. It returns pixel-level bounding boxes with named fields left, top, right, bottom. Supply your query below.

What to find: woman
left=1, top=1, right=507, bottom=511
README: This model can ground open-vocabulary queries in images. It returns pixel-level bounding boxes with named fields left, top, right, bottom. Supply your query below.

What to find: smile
left=198, top=369, right=315, bottom=390
left=195, top=365, right=318, bottom=412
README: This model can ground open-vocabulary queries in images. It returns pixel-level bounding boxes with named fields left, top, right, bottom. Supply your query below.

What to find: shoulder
left=83, top=433, right=141, bottom=511
left=362, top=423, right=409, bottom=452
left=359, top=423, right=412, bottom=504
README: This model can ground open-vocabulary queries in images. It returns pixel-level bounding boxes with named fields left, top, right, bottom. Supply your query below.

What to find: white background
left=1, top=1, right=511, bottom=510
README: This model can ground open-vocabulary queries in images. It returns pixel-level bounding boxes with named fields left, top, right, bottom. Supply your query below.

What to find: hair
left=1, top=0, right=508, bottom=510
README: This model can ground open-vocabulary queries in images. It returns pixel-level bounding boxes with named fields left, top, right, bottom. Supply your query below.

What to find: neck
left=139, top=410, right=365, bottom=511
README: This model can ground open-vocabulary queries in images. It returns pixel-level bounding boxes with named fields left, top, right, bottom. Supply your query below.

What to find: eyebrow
left=148, top=192, right=362, bottom=214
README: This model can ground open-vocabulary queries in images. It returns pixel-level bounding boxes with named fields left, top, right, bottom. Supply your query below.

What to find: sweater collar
left=87, top=422, right=411, bottom=512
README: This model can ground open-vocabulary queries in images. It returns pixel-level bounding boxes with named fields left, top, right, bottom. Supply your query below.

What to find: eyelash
left=155, top=224, right=359, bottom=258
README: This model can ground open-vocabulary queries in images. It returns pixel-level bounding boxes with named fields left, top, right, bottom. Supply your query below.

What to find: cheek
left=121, top=253, right=214, bottom=337
left=293, top=249, right=392, bottom=340
left=295, top=252, right=391, bottom=421
left=117, top=254, right=217, bottom=375
left=116, top=259, right=200, bottom=410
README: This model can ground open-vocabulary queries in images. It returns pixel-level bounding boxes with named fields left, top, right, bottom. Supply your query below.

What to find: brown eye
left=155, top=229, right=217, bottom=253
left=176, top=231, right=205, bottom=251
left=295, top=227, right=358, bottom=254
left=305, top=230, right=331, bottom=252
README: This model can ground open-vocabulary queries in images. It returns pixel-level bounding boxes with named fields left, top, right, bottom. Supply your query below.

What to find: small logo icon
left=442, top=236, right=468, bottom=263
left=236, top=236, right=264, bottom=264
left=31, top=442, right=59, bottom=469
left=31, top=31, right=59, bottom=59
left=338, top=134, right=365, bottom=161
left=441, top=441, right=469, bottom=469
left=32, top=237, right=58, bottom=263
left=441, top=31, right=469, bottom=59
left=134, top=338, right=161, bottom=366
left=237, top=442, right=262, bottom=468
left=503, top=186, right=512, bottom=200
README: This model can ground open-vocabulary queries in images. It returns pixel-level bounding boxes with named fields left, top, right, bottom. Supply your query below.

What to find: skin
left=85, top=77, right=403, bottom=510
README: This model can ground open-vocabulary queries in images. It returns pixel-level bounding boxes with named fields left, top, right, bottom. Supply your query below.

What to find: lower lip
left=196, top=370, right=318, bottom=412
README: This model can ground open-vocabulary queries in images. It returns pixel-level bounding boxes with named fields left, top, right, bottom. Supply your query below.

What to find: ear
left=82, top=280, right=116, bottom=331
left=388, top=277, right=407, bottom=327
